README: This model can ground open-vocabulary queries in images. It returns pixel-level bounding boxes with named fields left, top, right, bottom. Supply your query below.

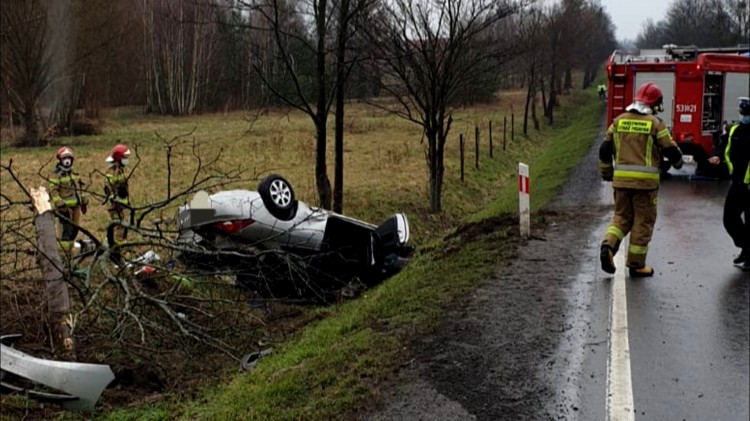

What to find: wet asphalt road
left=364, top=123, right=749, bottom=420
left=577, top=166, right=750, bottom=421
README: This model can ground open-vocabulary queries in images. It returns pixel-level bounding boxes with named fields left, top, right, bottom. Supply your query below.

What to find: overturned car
left=175, top=174, right=412, bottom=299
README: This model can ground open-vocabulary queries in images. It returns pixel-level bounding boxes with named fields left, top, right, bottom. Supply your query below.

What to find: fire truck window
left=702, top=74, right=723, bottom=133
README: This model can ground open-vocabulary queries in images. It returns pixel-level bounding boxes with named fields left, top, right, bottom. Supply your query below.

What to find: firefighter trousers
left=723, top=181, right=750, bottom=250
left=602, top=188, right=658, bottom=269
left=56, top=207, right=81, bottom=252
left=108, top=204, right=128, bottom=245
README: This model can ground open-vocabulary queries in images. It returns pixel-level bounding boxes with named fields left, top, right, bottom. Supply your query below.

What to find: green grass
left=93, top=87, right=604, bottom=421
left=0, top=81, right=603, bottom=420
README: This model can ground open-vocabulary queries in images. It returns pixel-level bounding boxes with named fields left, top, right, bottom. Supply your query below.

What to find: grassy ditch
left=95, top=88, right=604, bottom=421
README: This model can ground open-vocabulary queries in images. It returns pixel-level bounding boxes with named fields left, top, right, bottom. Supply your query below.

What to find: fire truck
left=606, top=44, right=750, bottom=175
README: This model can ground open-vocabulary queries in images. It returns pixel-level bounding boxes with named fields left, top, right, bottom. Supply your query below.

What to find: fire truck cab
left=606, top=44, right=750, bottom=175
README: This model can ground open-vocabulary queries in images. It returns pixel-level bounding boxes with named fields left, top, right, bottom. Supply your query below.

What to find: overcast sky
left=600, top=0, right=672, bottom=41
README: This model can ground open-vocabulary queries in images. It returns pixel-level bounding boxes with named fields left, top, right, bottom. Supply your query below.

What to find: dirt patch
left=444, top=215, right=519, bottom=243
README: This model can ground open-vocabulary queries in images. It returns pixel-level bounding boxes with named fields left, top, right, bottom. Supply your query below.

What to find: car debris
left=240, top=348, right=274, bottom=372
left=0, top=334, right=114, bottom=410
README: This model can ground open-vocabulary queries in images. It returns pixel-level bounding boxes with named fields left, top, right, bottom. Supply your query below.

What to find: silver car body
left=1, top=341, right=114, bottom=410
left=177, top=190, right=409, bottom=256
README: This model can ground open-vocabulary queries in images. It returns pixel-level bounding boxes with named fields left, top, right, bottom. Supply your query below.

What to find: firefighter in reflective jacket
left=49, top=146, right=89, bottom=253
left=104, top=144, right=131, bottom=245
left=599, top=82, right=684, bottom=277
left=708, top=96, right=750, bottom=271
left=597, top=84, right=607, bottom=100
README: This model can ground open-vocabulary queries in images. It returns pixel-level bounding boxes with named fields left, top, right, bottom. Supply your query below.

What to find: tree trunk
left=584, top=66, right=598, bottom=90
left=427, top=113, right=449, bottom=213
left=531, top=80, right=540, bottom=131
left=315, top=120, right=332, bottom=210
left=427, top=127, right=441, bottom=213
left=333, top=85, right=344, bottom=213
left=547, top=65, right=557, bottom=125
left=31, top=187, right=75, bottom=360
left=540, top=77, right=548, bottom=118
left=333, top=0, right=350, bottom=214
left=22, top=107, right=42, bottom=147
left=523, top=64, right=534, bottom=135
left=564, top=68, right=572, bottom=93
left=314, top=0, right=332, bottom=210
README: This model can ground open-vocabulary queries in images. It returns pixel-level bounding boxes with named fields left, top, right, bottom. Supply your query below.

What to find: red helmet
left=634, top=82, right=663, bottom=109
left=106, top=144, right=131, bottom=163
left=55, top=146, right=74, bottom=161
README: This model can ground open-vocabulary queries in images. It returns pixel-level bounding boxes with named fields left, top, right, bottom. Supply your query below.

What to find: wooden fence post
left=503, top=116, right=507, bottom=151
left=475, top=125, right=479, bottom=169
left=489, top=121, right=493, bottom=158
left=31, top=187, right=76, bottom=359
left=460, top=133, right=465, bottom=182
left=511, top=113, right=515, bottom=142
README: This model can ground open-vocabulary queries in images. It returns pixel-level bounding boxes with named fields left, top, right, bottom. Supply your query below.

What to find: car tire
left=258, top=174, right=298, bottom=221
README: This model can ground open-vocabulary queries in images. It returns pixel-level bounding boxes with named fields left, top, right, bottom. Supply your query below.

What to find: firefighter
left=598, top=82, right=684, bottom=277
left=707, top=96, right=750, bottom=271
left=49, top=146, right=89, bottom=255
left=104, top=144, right=131, bottom=246
left=597, top=84, right=607, bottom=101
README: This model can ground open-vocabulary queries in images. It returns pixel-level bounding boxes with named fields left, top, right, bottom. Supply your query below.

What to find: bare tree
left=0, top=0, right=61, bottom=146
left=579, top=3, right=616, bottom=89
left=539, top=2, right=564, bottom=125
left=141, top=0, right=219, bottom=115
left=364, top=0, right=525, bottom=212
left=227, top=0, right=334, bottom=209
left=636, top=0, right=749, bottom=48
left=516, top=6, right=544, bottom=135
left=0, top=0, right=130, bottom=145
left=234, top=0, right=373, bottom=210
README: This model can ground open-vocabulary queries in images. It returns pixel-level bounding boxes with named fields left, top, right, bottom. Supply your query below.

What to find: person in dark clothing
left=597, top=84, right=607, bottom=101
left=708, top=96, right=750, bottom=271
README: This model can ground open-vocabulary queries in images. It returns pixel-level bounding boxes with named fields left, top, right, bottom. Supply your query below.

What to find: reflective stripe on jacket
left=105, top=166, right=130, bottom=206
left=49, top=168, right=87, bottom=208
left=603, top=112, right=679, bottom=190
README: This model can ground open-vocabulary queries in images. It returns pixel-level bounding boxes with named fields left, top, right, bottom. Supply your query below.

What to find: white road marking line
left=607, top=249, right=636, bottom=421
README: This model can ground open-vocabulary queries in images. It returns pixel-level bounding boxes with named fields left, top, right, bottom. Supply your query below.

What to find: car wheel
left=258, top=174, right=298, bottom=221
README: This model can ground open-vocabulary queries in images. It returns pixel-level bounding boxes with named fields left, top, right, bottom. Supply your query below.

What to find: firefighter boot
left=628, top=265, right=654, bottom=278
left=600, top=245, right=616, bottom=274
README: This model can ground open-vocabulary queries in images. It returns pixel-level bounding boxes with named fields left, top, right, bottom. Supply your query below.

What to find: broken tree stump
left=30, top=186, right=76, bottom=360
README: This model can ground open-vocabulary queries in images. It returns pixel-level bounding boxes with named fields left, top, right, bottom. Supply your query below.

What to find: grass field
left=1, top=91, right=545, bottom=246
left=0, top=84, right=605, bottom=420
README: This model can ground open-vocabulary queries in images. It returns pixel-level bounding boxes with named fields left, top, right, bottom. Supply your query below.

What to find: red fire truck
left=606, top=44, right=750, bottom=175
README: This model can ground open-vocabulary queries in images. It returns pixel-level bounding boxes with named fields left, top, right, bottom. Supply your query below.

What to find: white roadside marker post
left=518, top=162, right=530, bottom=238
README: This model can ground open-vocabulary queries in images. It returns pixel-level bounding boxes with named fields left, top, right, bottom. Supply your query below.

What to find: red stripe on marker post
left=518, top=163, right=530, bottom=238
left=519, top=174, right=530, bottom=194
